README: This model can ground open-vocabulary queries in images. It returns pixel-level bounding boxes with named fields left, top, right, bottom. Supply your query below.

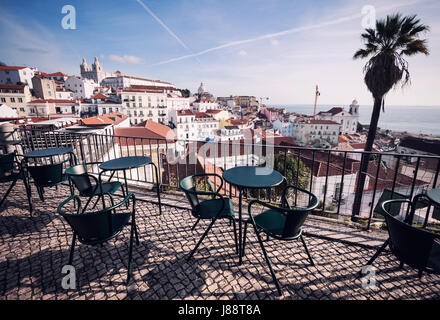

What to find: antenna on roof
left=313, top=84, right=320, bottom=120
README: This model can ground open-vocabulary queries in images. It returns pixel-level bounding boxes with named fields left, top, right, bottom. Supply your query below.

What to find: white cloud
left=150, top=0, right=432, bottom=67
left=270, top=38, right=279, bottom=46
left=238, top=50, right=247, bottom=56
left=109, top=55, right=143, bottom=64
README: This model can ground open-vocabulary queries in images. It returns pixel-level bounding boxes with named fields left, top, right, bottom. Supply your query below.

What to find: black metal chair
left=65, top=162, right=124, bottom=213
left=23, top=159, right=69, bottom=215
left=0, top=151, right=32, bottom=212
left=179, top=173, right=238, bottom=261
left=361, top=198, right=440, bottom=278
left=244, top=185, right=319, bottom=295
left=57, top=193, right=139, bottom=283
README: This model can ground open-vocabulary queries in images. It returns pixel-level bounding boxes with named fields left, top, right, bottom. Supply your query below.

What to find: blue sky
left=0, top=0, right=439, bottom=106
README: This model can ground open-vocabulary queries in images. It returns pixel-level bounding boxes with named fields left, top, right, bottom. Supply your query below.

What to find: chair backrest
left=382, top=199, right=436, bottom=270
left=374, top=189, right=408, bottom=217
left=179, top=175, right=200, bottom=211
left=0, top=152, right=16, bottom=177
left=281, top=186, right=319, bottom=238
left=27, top=161, right=66, bottom=187
left=65, top=164, right=92, bottom=195
left=58, top=194, right=133, bottom=244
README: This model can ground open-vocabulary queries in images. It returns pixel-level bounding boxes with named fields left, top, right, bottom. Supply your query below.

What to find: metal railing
left=15, top=128, right=440, bottom=230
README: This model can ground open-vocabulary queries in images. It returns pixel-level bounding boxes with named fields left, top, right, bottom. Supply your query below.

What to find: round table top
left=23, top=147, right=73, bottom=158
left=99, top=156, right=153, bottom=171
left=222, top=166, right=284, bottom=189
left=426, top=188, right=440, bottom=206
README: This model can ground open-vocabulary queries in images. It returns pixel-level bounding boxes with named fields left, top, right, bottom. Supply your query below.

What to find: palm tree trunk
left=352, top=96, right=382, bottom=218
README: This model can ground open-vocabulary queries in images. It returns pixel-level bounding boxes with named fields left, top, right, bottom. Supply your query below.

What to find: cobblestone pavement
left=0, top=181, right=439, bottom=300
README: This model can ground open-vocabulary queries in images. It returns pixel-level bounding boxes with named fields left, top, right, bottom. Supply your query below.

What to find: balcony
left=1, top=129, right=439, bottom=300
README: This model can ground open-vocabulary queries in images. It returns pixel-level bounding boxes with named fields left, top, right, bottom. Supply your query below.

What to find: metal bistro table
left=222, top=166, right=284, bottom=264
left=99, top=156, right=162, bottom=215
left=23, top=146, right=77, bottom=165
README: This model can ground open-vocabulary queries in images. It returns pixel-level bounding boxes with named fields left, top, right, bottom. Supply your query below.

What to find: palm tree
left=351, top=13, right=429, bottom=217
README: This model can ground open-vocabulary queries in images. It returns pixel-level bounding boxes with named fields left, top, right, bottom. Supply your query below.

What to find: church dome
left=198, top=82, right=206, bottom=95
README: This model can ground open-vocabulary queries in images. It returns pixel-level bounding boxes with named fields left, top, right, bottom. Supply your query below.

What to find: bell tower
left=349, top=99, right=359, bottom=115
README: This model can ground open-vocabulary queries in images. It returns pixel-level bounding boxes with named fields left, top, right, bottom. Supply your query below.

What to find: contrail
left=149, top=0, right=432, bottom=67
left=135, top=0, right=200, bottom=63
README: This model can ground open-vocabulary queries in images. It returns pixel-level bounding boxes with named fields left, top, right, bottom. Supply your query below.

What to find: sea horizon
left=268, top=104, right=440, bottom=137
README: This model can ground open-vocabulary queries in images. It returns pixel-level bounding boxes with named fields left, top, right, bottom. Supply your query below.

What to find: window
left=10, top=97, right=15, bottom=103
left=18, top=98, right=23, bottom=103
left=0, top=98, right=5, bottom=103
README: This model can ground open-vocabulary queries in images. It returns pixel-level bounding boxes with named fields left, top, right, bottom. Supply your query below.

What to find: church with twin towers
left=80, top=56, right=116, bottom=84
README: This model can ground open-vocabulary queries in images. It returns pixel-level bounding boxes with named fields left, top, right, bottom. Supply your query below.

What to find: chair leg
left=242, top=221, right=248, bottom=257
left=231, top=218, right=238, bottom=255
left=299, top=234, right=315, bottom=266
left=23, top=177, right=32, bottom=216
left=133, top=219, right=140, bottom=246
left=252, top=222, right=282, bottom=296
left=91, top=195, right=101, bottom=210
left=187, top=217, right=217, bottom=261
left=358, top=238, right=390, bottom=278
left=191, top=218, right=200, bottom=231
left=37, top=186, right=44, bottom=202
left=127, top=220, right=135, bottom=284
left=82, top=195, right=95, bottom=213
left=69, top=233, right=77, bottom=265
left=0, top=178, right=18, bottom=208
left=153, top=163, right=162, bottom=216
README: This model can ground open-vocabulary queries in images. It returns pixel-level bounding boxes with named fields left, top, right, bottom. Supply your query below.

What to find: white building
left=56, top=88, right=74, bottom=100
left=218, top=125, right=244, bottom=141
left=316, top=100, right=359, bottom=134
left=0, top=84, right=32, bottom=117
left=102, top=74, right=174, bottom=89
left=27, top=99, right=77, bottom=117
left=272, top=118, right=294, bottom=137
left=194, top=112, right=220, bottom=141
left=169, top=109, right=197, bottom=140
left=292, top=120, right=341, bottom=146
left=166, top=93, right=190, bottom=111
left=120, top=86, right=169, bottom=125
left=64, top=76, right=97, bottom=99
left=0, top=66, right=35, bottom=89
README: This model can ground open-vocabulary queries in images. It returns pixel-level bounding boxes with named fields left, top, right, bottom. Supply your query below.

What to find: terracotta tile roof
left=206, top=109, right=221, bottom=114
left=229, top=119, right=249, bottom=125
left=353, top=161, right=427, bottom=191
left=349, top=143, right=366, bottom=149
left=29, top=99, right=75, bottom=104
left=81, top=112, right=127, bottom=126
left=91, top=93, right=108, bottom=100
left=306, top=120, right=340, bottom=125
left=0, top=66, right=27, bottom=70
left=0, top=84, right=25, bottom=91
left=47, top=72, right=67, bottom=77
left=177, top=110, right=193, bottom=116
left=115, top=120, right=176, bottom=145
left=194, top=112, right=212, bottom=119
left=318, top=107, right=343, bottom=116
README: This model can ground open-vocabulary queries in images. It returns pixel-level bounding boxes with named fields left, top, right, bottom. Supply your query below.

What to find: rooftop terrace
left=1, top=182, right=439, bottom=300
